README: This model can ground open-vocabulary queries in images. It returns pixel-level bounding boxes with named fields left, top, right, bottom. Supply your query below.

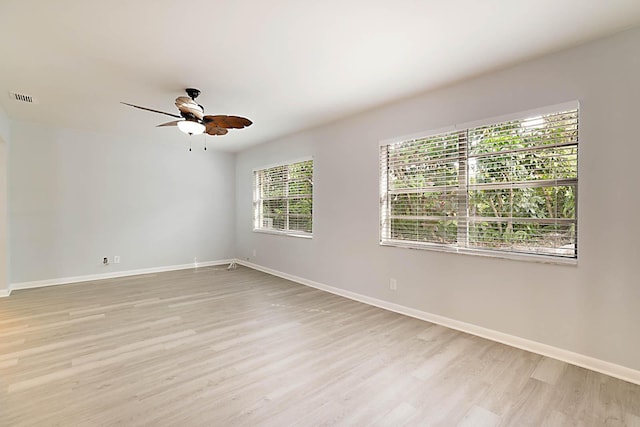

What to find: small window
left=254, top=159, right=313, bottom=237
left=380, top=104, right=578, bottom=261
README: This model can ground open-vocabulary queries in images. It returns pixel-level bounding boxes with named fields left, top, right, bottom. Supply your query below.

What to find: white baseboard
left=235, top=259, right=640, bottom=386
left=0, top=288, right=10, bottom=298
left=9, top=259, right=235, bottom=292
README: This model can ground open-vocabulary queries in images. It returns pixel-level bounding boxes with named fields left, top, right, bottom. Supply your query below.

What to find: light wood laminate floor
left=1, top=266, right=639, bottom=426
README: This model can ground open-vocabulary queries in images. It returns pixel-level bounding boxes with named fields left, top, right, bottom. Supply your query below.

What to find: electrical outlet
left=252, top=249, right=256, bottom=257
left=389, top=278, right=397, bottom=291
left=103, top=257, right=109, bottom=265
left=113, top=256, right=120, bottom=264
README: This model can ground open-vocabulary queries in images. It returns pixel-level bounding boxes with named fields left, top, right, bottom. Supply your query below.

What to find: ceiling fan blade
left=202, top=115, right=252, bottom=129
left=175, top=96, right=204, bottom=120
left=156, top=120, right=182, bottom=127
left=205, top=124, right=229, bottom=136
left=121, top=102, right=182, bottom=118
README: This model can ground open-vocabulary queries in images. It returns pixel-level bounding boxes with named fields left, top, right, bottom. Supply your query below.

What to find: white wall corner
left=0, top=121, right=9, bottom=298
left=234, top=259, right=640, bottom=387
left=0, top=104, right=10, bottom=145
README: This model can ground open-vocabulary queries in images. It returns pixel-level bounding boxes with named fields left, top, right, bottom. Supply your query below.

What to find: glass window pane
left=469, top=186, right=576, bottom=220
left=390, top=218, right=457, bottom=245
left=390, top=191, right=458, bottom=217
left=469, top=110, right=578, bottom=155
left=468, top=221, right=576, bottom=257
left=469, top=147, right=577, bottom=185
left=262, top=199, right=286, bottom=230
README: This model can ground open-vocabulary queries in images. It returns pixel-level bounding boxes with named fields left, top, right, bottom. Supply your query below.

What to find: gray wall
left=0, top=106, right=9, bottom=143
left=0, top=107, right=9, bottom=294
left=9, top=121, right=236, bottom=284
left=236, top=27, right=640, bottom=371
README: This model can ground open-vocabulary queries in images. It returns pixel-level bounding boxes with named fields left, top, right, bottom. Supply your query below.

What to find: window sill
left=253, top=228, right=313, bottom=239
left=380, top=240, right=577, bottom=266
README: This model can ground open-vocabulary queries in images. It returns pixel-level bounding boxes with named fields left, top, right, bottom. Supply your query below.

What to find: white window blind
left=254, top=159, right=313, bottom=236
left=380, top=107, right=578, bottom=260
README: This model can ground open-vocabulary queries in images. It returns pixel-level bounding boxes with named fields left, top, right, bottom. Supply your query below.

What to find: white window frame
left=253, top=157, right=313, bottom=238
left=379, top=101, right=579, bottom=265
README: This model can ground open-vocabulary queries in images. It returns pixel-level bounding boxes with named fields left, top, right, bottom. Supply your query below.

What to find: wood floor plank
left=531, top=356, right=567, bottom=385
left=626, top=413, right=640, bottom=427
left=458, top=405, right=502, bottom=427
left=375, top=402, right=419, bottom=427
left=1, top=265, right=639, bottom=426
left=0, top=313, right=105, bottom=338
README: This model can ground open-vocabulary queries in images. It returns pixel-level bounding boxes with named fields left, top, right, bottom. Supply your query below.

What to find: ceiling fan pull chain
left=189, top=139, right=192, bottom=152
left=204, top=135, right=207, bottom=151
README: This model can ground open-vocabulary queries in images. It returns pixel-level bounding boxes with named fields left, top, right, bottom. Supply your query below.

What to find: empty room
left=2, top=1, right=640, bottom=425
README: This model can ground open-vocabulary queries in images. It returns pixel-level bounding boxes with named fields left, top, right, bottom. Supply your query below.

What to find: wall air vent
left=9, top=91, right=38, bottom=104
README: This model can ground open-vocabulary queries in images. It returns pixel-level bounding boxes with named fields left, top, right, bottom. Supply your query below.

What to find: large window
left=380, top=104, right=578, bottom=260
left=254, top=159, right=313, bottom=236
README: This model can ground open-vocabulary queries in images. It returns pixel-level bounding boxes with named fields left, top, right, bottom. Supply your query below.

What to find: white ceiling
left=1, top=1, right=640, bottom=152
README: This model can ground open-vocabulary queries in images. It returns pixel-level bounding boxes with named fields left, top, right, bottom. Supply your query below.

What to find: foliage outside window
left=254, top=159, right=313, bottom=236
left=380, top=105, right=578, bottom=260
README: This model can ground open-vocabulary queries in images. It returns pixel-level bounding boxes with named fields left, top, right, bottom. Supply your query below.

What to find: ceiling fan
left=121, top=88, right=252, bottom=137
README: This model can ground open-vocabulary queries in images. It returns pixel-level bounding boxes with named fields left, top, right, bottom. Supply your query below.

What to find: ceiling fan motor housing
left=186, top=88, right=201, bottom=100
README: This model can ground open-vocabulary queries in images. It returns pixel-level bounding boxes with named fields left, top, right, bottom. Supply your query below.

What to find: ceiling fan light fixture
left=177, top=120, right=205, bottom=135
